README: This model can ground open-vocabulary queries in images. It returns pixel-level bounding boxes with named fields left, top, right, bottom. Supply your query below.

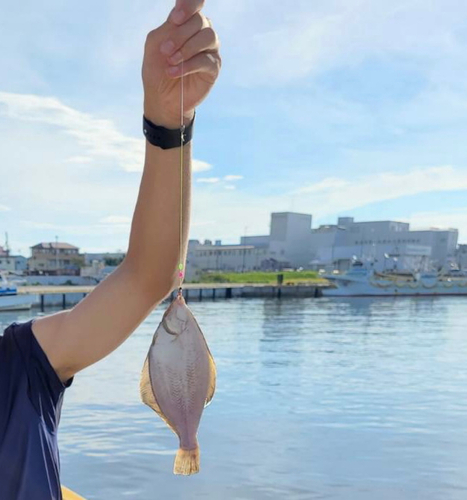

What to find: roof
left=31, top=242, right=79, bottom=250
left=352, top=220, right=409, bottom=226
left=194, top=244, right=257, bottom=251
left=272, top=212, right=312, bottom=218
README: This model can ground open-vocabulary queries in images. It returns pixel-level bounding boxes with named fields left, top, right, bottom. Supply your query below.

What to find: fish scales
left=140, top=293, right=216, bottom=475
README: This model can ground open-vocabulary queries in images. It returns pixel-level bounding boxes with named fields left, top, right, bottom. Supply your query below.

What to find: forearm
left=124, top=139, right=192, bottom=297
left=121, top=0, right=220, bottom=299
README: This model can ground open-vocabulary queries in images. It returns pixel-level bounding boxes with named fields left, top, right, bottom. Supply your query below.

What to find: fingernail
left=171, top=9, right=185, bottom=24
left=167, top=65, right=180, bottom=76
left=168, top=51, right=183, bottom=64
left=160, top=40, right=175, bottom=55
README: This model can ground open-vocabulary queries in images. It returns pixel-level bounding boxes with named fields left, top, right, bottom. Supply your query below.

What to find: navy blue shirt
left=0, top=319, right=73, bottom=499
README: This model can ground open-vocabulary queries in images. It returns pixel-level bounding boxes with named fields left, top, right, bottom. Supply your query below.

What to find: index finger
left=168, top=0, right=205, bottom=26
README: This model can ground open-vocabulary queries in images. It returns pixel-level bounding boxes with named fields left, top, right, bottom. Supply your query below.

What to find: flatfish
left=140, top=292, right=216, bottom=475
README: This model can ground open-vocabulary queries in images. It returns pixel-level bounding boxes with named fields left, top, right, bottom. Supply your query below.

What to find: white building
left=456, top=244, right=467, bottom=270
left=186, top=212, right=314, bottom=279
left=268, top=212, right=312, bottom=268
left=310, top=217, right=458, bottom=272
left=83, top=252, right=126, bottom=266
left=186, top=240, right=268, bottom=281
left=0, top=254, right=28, bottom=272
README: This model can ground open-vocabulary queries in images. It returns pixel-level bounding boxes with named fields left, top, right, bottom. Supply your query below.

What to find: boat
left=323, top=260, right=467, bottom=297
left=0, top=271, right=37, bottom=311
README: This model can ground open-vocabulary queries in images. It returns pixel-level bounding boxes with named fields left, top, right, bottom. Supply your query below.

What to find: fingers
left=167, top=51, right=221, bottom=80
left=160, top=12, right=210, bottom=57
left=160, top=11, right=221, bottom=80
left=168, top=0, right=205, bottom=26
left=166, top=26, right=219, bottom=66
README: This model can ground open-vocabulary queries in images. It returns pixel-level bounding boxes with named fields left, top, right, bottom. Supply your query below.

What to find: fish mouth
left=162, top=294, right=184, bottom=316
left=161, top=293, right=188, bottom=335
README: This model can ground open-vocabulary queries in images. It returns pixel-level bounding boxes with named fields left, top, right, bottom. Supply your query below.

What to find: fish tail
left=173, top=446, right=200, bottom=475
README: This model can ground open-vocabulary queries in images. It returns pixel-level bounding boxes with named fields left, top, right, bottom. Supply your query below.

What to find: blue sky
left=2, top=0, right=467, bottom=256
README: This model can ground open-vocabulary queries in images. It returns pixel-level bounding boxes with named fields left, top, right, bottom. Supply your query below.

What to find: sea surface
left=3, top=296, right=467, bottom=500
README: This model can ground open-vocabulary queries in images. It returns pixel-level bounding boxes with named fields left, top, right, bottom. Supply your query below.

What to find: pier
left=18, top=283, right=327, bottom=311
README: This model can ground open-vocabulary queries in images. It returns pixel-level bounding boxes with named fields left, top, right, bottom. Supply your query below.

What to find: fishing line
left=178, top=59, right=185, bottom=294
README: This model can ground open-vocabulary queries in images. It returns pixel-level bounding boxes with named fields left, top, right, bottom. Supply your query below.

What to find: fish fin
left=173, top=446, right=200, bottom=475
left=140, top=356, right=160, bottom=412
left=205, top=352, right=217, bottom=407
left=140, top=356, right=178, bottom=434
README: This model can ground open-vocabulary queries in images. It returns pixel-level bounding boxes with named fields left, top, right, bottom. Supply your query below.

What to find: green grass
left=191, top=271, right=326, bottom=285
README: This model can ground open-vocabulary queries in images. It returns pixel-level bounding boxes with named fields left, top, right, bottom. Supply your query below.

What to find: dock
left=18, top=283, right=327, bottom=311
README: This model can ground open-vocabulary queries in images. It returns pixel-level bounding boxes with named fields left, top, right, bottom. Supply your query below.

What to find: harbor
left=13, top=282, right=326, bottom=311
left=6, top=265, right=467, bottom=313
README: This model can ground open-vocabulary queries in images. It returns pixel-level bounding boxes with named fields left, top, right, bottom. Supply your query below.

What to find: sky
left=2, top=0, right=467, bottom=256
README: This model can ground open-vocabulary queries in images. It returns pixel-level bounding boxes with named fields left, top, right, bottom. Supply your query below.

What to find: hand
left=142, top=0, right=222, bottom=129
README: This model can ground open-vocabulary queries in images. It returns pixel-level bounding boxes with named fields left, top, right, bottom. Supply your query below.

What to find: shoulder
left=1, top=318, right=72, bottom=431
left=2, top=318, right=73, bottom=393
left=1, top=320, right=32, bottom=359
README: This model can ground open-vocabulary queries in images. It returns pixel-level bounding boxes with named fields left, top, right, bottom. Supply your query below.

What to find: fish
left=140, top=292, right=216, bottom=475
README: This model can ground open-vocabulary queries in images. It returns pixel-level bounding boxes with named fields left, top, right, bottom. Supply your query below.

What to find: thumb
left=168, top=0, right=184, bottom=24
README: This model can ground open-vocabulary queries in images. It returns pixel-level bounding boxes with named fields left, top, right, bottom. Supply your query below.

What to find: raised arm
left=31, top=0, right=221, bottom=384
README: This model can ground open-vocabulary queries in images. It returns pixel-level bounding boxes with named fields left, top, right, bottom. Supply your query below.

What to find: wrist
left=144, top=102, right=195, bottom=129
left=143, top=111, right=195, bottom=150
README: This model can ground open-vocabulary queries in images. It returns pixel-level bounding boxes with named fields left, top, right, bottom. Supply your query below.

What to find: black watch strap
left=143, top=111, right=195, bottom=150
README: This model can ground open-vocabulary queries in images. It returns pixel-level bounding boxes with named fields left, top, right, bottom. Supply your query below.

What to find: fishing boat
left=323, top=260, right=467, bottom=297
left=0, top=271, right=37, bottom=311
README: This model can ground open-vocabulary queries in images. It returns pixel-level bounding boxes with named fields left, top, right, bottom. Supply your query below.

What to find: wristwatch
left=143, top=111, right=195, bottom=150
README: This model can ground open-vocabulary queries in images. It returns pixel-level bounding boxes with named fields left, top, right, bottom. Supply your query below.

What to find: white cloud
left=66, top=156, right=94, bottom=164
left=223, top=175, right=243, bottom=181
left=193, top=160, right=212, bottom=173
left=0, top=91, right=144, bottom=172
left=20, top=219, right=131, bottom=236
left=197, top=177, right=220, bottom=183
left=295, top=166, right=467, bottom=216
left=0, top=92, right=211, bottom=174
left=299, top=177, right=348, bottom=194
left=0, top=205, right=11, bottom=212
left=226, top=0, right=467, bottom=87
left=99, top=215, right=132, bottom=225
left=224, top=185, right=236, bottom=190
left=20, top=221, right=58, bottom=230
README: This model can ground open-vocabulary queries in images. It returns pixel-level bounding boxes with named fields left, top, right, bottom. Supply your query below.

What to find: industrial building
left=186, top=212, right=312, bottom=280
left=310, top=217, right=458, bottom=272
left=186, top=213, right=459, bottom=276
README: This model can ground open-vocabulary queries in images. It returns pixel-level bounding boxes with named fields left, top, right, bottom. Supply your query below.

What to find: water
left=3, top=296, right=467, bottom=499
